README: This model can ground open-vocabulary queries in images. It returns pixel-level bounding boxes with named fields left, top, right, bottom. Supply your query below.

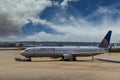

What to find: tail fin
left=99, top=30, right=112, bottom=48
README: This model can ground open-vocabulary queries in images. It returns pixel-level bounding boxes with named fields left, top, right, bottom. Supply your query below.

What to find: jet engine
left=63, top=54, right=73, bottom=60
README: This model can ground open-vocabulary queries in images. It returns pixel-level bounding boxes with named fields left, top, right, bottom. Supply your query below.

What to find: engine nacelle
left=63, top=54, right=73, bottom=60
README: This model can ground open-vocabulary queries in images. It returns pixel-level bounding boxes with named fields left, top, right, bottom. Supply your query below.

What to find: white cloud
left=25, top=13, right=120, bottom=42
left=61, top=0, right=79, bottom=8
left=61, top=0, right=68, bottom=8
left=0, top=35, right=18, bottom=41
left=25, top=31, right=64, bottom=41
left=0, top=0, right=51, bottom=37
left=97, top=7, right=120, bottom=14
left=86, top=6, right=120, bottom=21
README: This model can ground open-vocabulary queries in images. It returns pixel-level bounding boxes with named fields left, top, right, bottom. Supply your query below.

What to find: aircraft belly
left=77, top=53, right=100, bottom=56
left=74, top=53, right=102, bottom=57
left=27, top=52, right=62, bottom=57
left=72, top=51, right=105, bottom=57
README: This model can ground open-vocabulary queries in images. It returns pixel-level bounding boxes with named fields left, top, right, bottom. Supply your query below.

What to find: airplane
left=17, top=30, right=112, bottom=61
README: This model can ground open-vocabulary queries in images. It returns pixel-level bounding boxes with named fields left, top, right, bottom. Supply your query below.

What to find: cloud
left=0, top=0, right=120, bottom=42
left=25, top=31, right=64, bottom=41
left=26, top=11, right=120, bottom=42
left=97, top=7, right=120, bottom=15
left=60, top=0, right=79, bottom=8
left=61, top=0, right=68, bottom=8
left=0, top=0, right=51, bottom=37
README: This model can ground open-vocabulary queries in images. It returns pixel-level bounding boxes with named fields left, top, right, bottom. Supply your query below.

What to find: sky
left=0, top=0, right=120, bottom=42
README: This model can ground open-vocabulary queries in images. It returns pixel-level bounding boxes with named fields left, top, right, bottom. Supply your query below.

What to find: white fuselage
left=20, top=46, right=108, bottom=58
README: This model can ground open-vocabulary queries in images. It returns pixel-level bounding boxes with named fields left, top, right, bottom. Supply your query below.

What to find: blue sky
left=0, top=0, right=120, bottom=42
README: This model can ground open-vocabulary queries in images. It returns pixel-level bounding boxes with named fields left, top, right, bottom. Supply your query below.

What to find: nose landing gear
left=15, top=57, right=31, bottom=62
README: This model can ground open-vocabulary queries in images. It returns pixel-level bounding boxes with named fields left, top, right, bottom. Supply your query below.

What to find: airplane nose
left=20, top=51, right=25, bottom=56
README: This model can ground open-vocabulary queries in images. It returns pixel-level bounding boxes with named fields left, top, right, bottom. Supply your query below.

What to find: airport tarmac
left=0, top=50, right=120, bottom=80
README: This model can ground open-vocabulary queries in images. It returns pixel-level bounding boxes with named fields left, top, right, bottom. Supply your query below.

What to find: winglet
left=99, top=30, right=112, bottom=48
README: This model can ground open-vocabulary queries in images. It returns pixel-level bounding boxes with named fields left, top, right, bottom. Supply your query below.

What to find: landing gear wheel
left=60, top=56, right=64, bottom=61
left=25, top=58, right=31, bottom=61
left=73, top=57, right=77, bottom=61
left=60, top=56, right=70, bottom=61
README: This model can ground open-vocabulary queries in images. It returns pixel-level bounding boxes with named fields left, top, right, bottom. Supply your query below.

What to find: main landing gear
left=73, top=57, right=77, bottom=61
left=60, top=57, right=77, bottom=61
left=92, top=56, right=94, bottom=62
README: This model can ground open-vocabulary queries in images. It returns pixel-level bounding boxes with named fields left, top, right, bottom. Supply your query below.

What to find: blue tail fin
left=99, top=30, right=112, bottom=48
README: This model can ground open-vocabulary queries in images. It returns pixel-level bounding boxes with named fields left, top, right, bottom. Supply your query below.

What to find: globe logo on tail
left=101, top=39, right=108, bottom=48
